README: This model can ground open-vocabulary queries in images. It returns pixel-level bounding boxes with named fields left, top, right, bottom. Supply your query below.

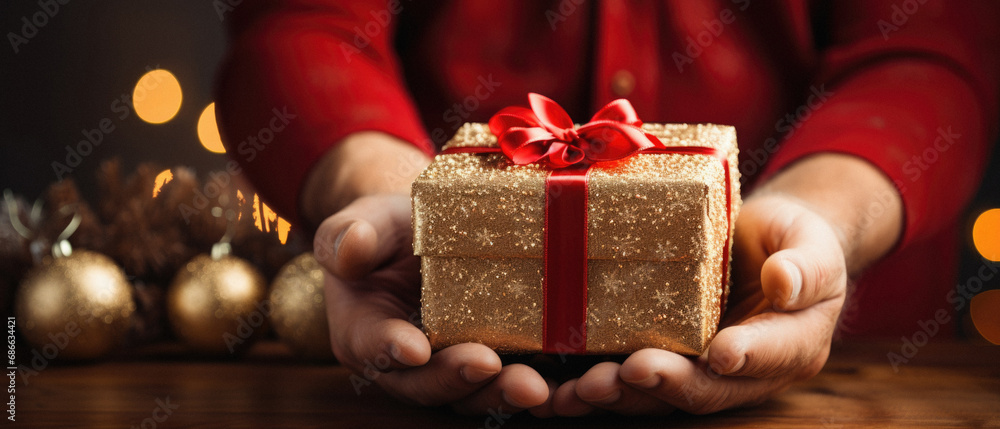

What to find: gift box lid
left=412, top=123, right=740, bottom=263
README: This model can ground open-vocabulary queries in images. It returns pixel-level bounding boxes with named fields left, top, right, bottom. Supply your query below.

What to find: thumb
left=760, top=208, right=847, bottom=311
left=313, top=195, right=413, bottom=280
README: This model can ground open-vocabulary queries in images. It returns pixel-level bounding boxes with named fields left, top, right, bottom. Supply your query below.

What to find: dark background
left=1, top=1, right=997, bottom=338
left=0, top=1, right=228, bottom=199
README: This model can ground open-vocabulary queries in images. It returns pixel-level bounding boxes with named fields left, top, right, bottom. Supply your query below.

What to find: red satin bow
left=488, top=93, right=666, bottom=168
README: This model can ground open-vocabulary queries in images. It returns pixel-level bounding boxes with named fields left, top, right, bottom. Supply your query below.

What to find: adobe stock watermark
left=477, top=406, right=512, bottom=429
left=6, top=0, right=70, bottom=54
left=900, top=126, right=961, bottom=183
left=842, top=125, right=960, bottom=241
left=545, top=0, right=584, bottom=31
left=213, top=0, right=242, bottom=21
left=677, top=323, right=767, bottom=414
left=16, top=286, right=117, bottom=386
left=50, top=64, right=166, bottom=181
left=886, top=260, right=997, bottom=372
left=442, top=75, right=502, bottom=130
left=129, top=396, right=179, bottom=429
left=877, top=0, right=928, bottom=41
left=178, top=106, right=297, bottom=224
left=223, top=299, right=272, bottom=354
left=347, top=310, right=422, bottom=395
left=311, top=192, right=414, bottom=263
left=739, top=85, right=834, bottom=181
left=380, top=74, right=501, bottom=190
left=548, top=323, right=586, bottom=364
left=5, top=318, right=15, bottom=422
left=672, top=0, right=750, bottom=73
left=340, top=0, right=412, bottom=63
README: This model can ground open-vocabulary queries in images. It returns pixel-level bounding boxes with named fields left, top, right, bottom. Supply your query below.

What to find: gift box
left=412, top=94, right=740, bottom=355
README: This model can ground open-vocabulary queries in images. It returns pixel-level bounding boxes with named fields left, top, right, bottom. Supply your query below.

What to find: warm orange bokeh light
left=971, top=289, right=1000, bottom=345
left=133, top=69, right=183, bottom=124
left=152, top=169, right=174, bottom=198
left=251, top=193, right=291, bottom=245
left=973, top=208, right=1000, bottom=262
left=197, top=103, right=226, bottom=154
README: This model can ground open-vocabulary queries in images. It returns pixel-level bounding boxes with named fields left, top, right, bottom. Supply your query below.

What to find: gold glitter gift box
left=412, top=122, right=740, bottom=355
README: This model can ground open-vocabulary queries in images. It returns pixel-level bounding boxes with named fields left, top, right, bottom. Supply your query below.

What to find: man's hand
left=306, top=132, right=902, bottom=417
left=306, top=133, right=551, bottom=413
left=548, top=153, right=903, bottom=415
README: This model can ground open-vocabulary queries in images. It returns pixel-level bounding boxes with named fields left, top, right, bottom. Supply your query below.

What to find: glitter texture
left=15, top=250, right=135, bottom=359
left=413, top=123, right=741, bottom=355
left=269, top=253, right=334, bottom=359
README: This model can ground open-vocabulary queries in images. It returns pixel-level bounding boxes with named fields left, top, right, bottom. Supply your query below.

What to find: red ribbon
left=443, top=94, right=731, bottom=354
left=488, top=93, right=666, bottom=168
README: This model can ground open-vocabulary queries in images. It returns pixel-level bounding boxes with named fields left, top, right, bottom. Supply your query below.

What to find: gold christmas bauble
left=167, top=254, right=268, bottom=355
left=270, top=253, right=334, bottom=359
left=15, top=250, right=135, bottom=360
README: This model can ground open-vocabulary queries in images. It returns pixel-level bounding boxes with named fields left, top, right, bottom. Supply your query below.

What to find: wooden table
left=14, top=340, right=1000, bottom=428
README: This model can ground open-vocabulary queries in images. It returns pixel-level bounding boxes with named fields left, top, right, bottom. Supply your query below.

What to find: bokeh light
left=970, top=289, right=1000, bottom=345
left=152, top=169, right=174, bottom=198
left=197, top=102, right=226, bottom=154
left=251, top=193, right=291, bottom=245
left=133, top=69, right=183, bottom=124
left=972, top=208, right=1000, bottom=261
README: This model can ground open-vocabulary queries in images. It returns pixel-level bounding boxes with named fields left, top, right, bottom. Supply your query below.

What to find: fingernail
left=388, top=343, right=419, bottom=367
left=592, top=389, right=622, bottom=405
left=713, top=354, right=746, bottom=374
left=502, top=391, right=530, bottom=408
left=630, top=374, right=661, bottom=389
left=460, top=366, right=498, bottom=384
left=782, top=260, right=802, bottom=305
left=332, top=222, right=357, bottom=258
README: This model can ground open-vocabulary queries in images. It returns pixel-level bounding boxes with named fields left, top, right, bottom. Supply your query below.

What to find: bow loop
left=488, top=106, right=540, bottom=133
left=489, top=93, right=662, bottom=168
left=590, top=98, right=642, bottom=127
left=528, top=93, right=576, bottom=132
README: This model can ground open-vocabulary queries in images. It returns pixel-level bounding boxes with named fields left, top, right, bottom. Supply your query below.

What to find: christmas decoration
left=16, top=250, right=135, bottom=360
left=3, top=160, right=305, bottom=357
left=7, top=195, right=135, bottom=360
left=167, top=211, right=269, bottom=355
left=413, top=94, right=741, bottom=355
left=0, top=193, right=32, bottom=314
left=269, top=253, right=334, bottom=359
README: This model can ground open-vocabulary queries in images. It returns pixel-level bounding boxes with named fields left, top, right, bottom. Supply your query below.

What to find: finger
left=707, top=300, right=838, bottom=378
left=451, top=364, right=550, bottom=415
left=620, top=349, right=790, bottom=415
left=759, top=206, right=847, bottom=311
left=375, top=343, right=502, bottom=407
left=551, top=379, right=596, bottom=417
left=324, top=272, right=429, bottom=371
left=528, top=378, right=561, bottom=418
left=574, top=362, right=674, bottom=415
left=314, top=195, right=412, bottom=280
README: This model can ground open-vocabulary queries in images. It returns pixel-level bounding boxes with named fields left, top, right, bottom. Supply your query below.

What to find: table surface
left=13, top=340, right=1000, bottom=428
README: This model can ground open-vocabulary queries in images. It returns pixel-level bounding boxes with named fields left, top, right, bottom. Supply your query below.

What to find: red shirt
left=216, top=1, right=1000, bottom=338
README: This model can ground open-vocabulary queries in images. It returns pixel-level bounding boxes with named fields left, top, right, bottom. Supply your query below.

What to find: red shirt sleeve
left=759, top=0, right=1000, bottom=248
left=215, top=0, right=434, bottom=223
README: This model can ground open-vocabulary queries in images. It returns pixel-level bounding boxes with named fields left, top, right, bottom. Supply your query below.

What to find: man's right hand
left=305, top=133, right=552, bottom=414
